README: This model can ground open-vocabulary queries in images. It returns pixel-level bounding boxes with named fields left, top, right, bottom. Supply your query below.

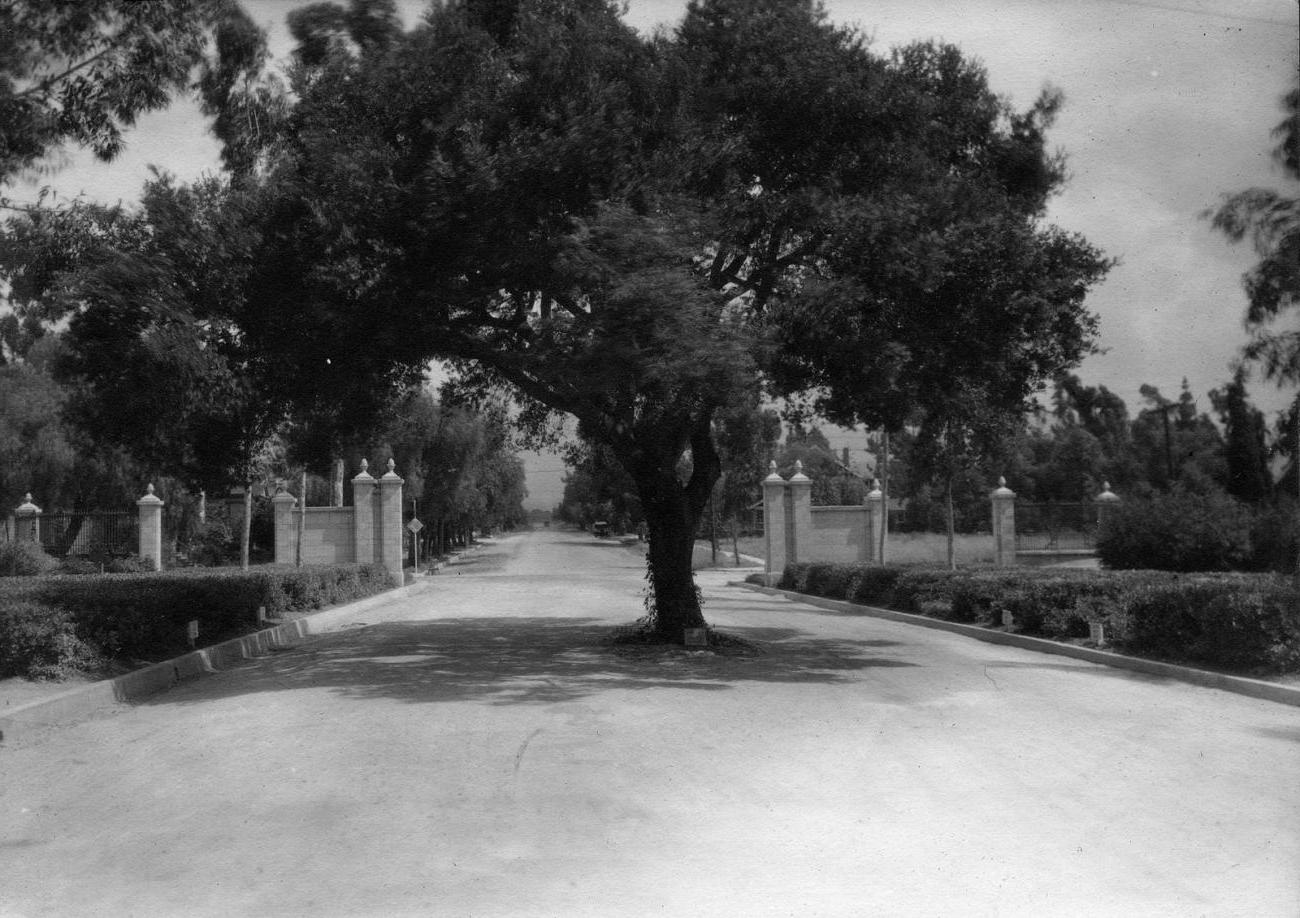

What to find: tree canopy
left=2, top=0, right=1113, bottom=638
left=0, top=0, right=261, bottom=198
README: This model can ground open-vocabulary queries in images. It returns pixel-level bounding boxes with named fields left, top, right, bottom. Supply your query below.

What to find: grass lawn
left=695, top=532, right=999, bottom=569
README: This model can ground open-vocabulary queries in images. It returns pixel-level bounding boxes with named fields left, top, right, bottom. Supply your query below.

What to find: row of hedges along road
left=0, top=563, right=394, bottom=680
left=773, top=562, right=1300, bottom=675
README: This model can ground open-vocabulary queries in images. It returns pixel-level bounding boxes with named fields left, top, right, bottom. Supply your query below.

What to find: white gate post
left=137, top=484, right=164, bottom=571
left=352, top=460, right=376, bottom=565
left=15, top=494, right=41, bottom=544
left=761, top=462, right=787, bottom=583
left=865, top=483, right=884, bottom=564
left=376, top=459, right=405, bottom=584
left=991, top=477, right=1017, bottom=568
left=272, top=489, right=297, bottom=565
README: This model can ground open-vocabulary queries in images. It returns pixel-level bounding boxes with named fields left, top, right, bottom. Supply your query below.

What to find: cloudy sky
left=6, top=0, right=1297, bottom=506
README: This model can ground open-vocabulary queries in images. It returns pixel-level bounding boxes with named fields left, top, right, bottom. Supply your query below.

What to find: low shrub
left=1121, top=577, right=1300, bottom=672
left=0, top=562, right=395, bottom=677
left=847, top=566, right=904, bottom=606
left=771, top=560, right=1300, bottom=673
left=0, top=597, right=104, bottom=679
left=1248, top=499, right=1299, bottom=574
left=1097, top=489, right=1253, bottom=572
left=0, top=541, right=59, bottom=577
left=185, top=520, right=238, bottom=567
left=778, top=562, right=815, bottom=592
left=802, top=563, right=860, bottom=599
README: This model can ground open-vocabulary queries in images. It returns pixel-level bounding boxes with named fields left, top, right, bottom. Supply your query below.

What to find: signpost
left=407, top=517, right=424, bottom=571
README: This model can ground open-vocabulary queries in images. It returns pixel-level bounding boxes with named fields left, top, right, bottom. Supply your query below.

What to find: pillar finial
left=361, top=458, right=369, bottom=472
left=387, top=457, right=396, bottom=473
left=146, top=483, right=156, bottom=496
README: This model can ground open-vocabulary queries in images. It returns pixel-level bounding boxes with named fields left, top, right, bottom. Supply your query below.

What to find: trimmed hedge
left=0, top=563, right=394, bottom=679
left=777, top=561, right=1300, bottom=674
left=0, top=541, right=59, bottom=577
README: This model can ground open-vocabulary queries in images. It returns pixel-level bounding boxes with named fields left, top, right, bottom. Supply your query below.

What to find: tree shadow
left=145, top=615, right=920, bottom=709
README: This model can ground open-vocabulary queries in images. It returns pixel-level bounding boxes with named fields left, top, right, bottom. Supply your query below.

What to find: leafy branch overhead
left=1, top=0, right=1112, bottom=639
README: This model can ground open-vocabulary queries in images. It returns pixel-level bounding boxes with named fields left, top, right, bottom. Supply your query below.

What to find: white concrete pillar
left=376, top=459, right=405, bottom=584
left=272, top=490, right=297, bottom=565
left=352, top=460, right=376, bottom=565
left=137, top=484, right=164, bottom=571
left=14, top=494, right=41, bottom=544
left=788, top=460, right=814, bottom=564
left=761, top=462, right=787, bottom=581
left=865, top=484, right=884, bottom=564
left=1096, top=481, right=1120, bottom=530
left=991, top=477, right=1017, bottom=568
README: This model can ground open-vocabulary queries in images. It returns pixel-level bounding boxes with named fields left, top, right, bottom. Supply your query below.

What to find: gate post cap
left=353, top=458, right=376, bottom=483
left=16, top=493, right=40, bottom=514
left=1097, top=482, right=1120, bottom=502
left=764, top=460, right=783, bottom=482
left=991, top=476, right=1016, bottom=499
left=380, top=457, right=403, bottom=483
left=137, top=483, right=164, bottom=506
left=789, top=460, right=811, bottom=483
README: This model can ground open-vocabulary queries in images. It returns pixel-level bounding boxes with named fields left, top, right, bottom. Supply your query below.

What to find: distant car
left=593, top=521, right=610, bottom=537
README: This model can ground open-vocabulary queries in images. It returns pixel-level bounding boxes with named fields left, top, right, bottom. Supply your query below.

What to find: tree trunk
left=332, top=458, right=345, bottom=507
left=240, top=484, right=252, bottom=571
left=296, top=470, right=306, bottom=567
left=946, top=475, right=956, bottom=571
left=629, top=422, right=721, bottom=642
left=709, top=486, right=719, bottom=565
left=878, top=430, right=890, bottom=565
left=642, top=498, right=708, bottom=639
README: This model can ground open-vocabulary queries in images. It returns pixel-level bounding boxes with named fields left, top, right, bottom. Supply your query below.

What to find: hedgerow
left=776, top=561, right=1300, bottom=674
left=0, top=563, right=394, bottom=679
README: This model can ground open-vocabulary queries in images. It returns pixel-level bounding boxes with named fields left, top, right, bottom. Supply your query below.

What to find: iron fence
left=35, top=511, right=138, bottom=559
left=1015, top=501, right=1098, bottom=553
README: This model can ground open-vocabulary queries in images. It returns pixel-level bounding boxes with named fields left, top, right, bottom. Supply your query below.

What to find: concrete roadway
left=1, top=529, right=1297, bottom=918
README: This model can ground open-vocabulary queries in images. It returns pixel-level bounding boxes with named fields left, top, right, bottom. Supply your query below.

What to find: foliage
left=776, top=425, right=868, bottom=506
left=0, top=0, right=248, bottom=191
left=381, top=390, right=529, bottom=548
left=777, top=561, right=1300, bottom=673
left=0, top=597, right=103, bottom=680
left=1210, top=367, right=1273, bottom=503
left=1, top=175, right=280, bottom=493
left=1121, top=578, right=1300, bottom=672
left=0, top=539, right=58, bottom=577
left=0, top=562, right=393, bottom=676
left=1206, top=79, right=1300, bottom=388
left=1096, top=489, right=1254, bottom=572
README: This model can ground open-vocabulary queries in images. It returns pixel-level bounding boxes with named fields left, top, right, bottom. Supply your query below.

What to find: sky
left=4, top=0, right=1298, bottom=509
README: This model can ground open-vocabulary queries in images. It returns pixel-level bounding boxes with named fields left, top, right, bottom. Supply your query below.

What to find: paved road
left=2, top=530, right=1297, bottom=918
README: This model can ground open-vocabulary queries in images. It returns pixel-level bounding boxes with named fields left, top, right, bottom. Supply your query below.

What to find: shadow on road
left=146, top=615, right=919, bottom=709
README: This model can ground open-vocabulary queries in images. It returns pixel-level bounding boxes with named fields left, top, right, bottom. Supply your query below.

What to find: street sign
left=407, top=518, right=424, bottom=533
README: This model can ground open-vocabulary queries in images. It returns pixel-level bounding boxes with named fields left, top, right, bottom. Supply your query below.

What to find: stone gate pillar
left=762, top=462, right=787, bottom=583
left=788, top=460, right=813, bottom=563
left=865, top=484, right=884, bottom=564
left=272, top=490, right=297, bottom=565
left=14, top=494, right=41, bottom=544
left=137, top=484, right=164, bottom=571
left=352, top=460, right=376, bottom=565
left=991, top=477, right=1017, bottom=568
left=376, top=459, right=405, bottom=584
left=1096, top=481, right=1120, bottom=530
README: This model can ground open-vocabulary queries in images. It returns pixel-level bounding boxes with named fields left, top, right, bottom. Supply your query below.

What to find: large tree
left=0, top=0, right=260, bottom=197
left=178, top=0, right=1110, bottom=640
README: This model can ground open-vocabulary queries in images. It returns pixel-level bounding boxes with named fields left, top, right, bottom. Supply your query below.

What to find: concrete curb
left=740, top=583, right=1300, bottom=708
left=0, top=580, right=433, bottom=739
